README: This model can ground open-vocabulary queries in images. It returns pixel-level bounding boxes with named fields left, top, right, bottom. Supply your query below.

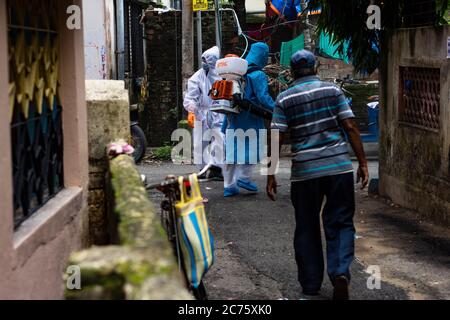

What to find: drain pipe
left=214, top=0, right=222, bottom=51
left=115, top=0, right=125, bottom=80
left=196, top=10, right=203, bottom=68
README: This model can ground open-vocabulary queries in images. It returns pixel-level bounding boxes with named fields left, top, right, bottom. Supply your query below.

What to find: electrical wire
left=219, top=8, right=248, bottom=57
left=220, top=8, right=242, bottom=35
left=221, top=4, right=317, bottom=58
left=240, top=2, right=318, bottom=45
left=221, top=7, right=285, bottom=57
left=241, top=32, right=249, bottom=58
left=265, top=0, right=291, bottom=41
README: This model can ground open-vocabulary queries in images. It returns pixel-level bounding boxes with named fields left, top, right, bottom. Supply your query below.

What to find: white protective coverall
left=183, top=46, right=225, bottom=171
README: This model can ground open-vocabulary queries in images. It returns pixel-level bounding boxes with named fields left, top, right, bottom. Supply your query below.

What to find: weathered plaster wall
left=0, top=0, right=89, bottom=299
left=1, top=191, right=88, bottom=299
left=85, top=80, right=130, bottom=245
left=83, top=0, right=116, bottom=80
left=379, top=26, right=450, bottom=225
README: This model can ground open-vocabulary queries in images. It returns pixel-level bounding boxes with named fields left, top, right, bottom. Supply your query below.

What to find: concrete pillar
left=182, top=0, right=194, bottom=89
left=85, top=80, right=130, bottom=245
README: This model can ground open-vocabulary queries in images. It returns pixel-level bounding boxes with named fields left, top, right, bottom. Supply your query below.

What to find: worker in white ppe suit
left=183, top=46, right=225, bottom=180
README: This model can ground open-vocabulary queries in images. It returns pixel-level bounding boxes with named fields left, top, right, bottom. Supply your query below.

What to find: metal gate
left=124, top=0, right=147, bottom=104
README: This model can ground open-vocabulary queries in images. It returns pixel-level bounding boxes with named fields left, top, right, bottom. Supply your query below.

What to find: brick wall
left=141, top=9, right=239, bottom=147
left=141, top=10, right=182, bottom=147
left=317, top=56, right=379, bottom=82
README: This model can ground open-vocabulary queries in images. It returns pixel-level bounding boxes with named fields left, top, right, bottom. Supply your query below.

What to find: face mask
left=202, top=62, right=210, bottom=73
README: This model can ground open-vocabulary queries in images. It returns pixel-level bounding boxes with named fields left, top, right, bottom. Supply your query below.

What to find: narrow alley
left=140, top=159, right=450, bottom=300
left=1, top=0, right=449, bottom=308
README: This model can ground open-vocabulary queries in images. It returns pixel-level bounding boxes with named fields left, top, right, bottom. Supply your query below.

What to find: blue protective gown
left=222, top=42, right=275, bottom=164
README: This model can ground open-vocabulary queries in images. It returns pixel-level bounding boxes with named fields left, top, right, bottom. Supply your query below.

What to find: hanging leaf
left=306, top=0, right=448, bottom=74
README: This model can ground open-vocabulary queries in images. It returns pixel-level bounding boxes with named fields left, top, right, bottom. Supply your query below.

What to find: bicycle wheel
left=192, top=281, right=208, bottom=300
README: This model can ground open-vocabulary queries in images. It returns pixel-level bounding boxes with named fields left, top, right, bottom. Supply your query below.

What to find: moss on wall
left=64, top=152, right=192, bottom=300
left=109, top=155, right=167, bottom=247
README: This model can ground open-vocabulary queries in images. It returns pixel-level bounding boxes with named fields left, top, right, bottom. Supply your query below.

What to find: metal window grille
left=399, top=66, right=441, bottom=131
left=7, top=0, right=64, bottom=229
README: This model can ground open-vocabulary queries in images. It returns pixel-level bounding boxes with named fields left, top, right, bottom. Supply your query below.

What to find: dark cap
left=291, top=49, right=316, bottom=70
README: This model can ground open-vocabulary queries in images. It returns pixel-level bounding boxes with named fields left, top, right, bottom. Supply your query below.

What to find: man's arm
left=341, top=118, right=369, bottom=189
left=266, top=132, right=285, bottom=201
left=267, top=95, right=288, bottom=201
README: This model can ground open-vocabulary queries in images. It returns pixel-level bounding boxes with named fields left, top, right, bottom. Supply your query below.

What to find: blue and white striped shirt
left=271, top=75, right=354, bottom=181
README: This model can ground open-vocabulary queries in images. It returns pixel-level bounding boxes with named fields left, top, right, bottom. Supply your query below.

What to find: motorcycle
left=334, top=76, right=380, bottom=143
left=130, top=103, right=147, bottom=163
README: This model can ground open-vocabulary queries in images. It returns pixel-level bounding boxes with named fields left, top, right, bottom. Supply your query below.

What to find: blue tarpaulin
left=280, top=34, right=305, bottom=66
left=318, top=32, right=350, bottom=64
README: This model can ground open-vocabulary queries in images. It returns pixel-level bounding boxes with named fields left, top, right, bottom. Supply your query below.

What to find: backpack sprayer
left=209, top=55, right=247, bottom=114
left=209, top=55, right=273, bottom=119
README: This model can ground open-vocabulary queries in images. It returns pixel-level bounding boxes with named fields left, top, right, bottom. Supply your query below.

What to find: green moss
left=65, top=279, right=125, bottom=300
left=64, top=152, right=191, bottom=300
left=116, top=259, right=153, bottom=286
left=156, top=223, right=167, bottom=238
left=109, top=155, right=165, bottom=247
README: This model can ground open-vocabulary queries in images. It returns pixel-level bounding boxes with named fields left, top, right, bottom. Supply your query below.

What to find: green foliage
left=169, top=106, right=179, bottom=119
left=178, top=120, right=191, bottom=131
left=307, top=0, right=381, bottom=74
left=306, top=0, right=449, bottom=74
left=152, top=145, right=172, bottom=160
left=436, top=0, right=450, bottom=24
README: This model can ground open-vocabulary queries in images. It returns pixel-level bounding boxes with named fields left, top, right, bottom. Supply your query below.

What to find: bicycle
left=146, top=175, right=208, bottom=300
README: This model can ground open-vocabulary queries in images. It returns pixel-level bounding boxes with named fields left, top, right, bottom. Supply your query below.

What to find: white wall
left=83, top=0, right=116, bottom=79
left=105, top=0, right=117, bottom=78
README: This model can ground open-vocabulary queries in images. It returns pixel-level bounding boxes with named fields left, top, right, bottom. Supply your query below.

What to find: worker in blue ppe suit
left=222, top=42, right=275, bottom=197
left=183, top=46, right=224, bottom=180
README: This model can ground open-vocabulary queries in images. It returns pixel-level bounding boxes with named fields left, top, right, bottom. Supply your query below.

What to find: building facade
left=379, top=26, right=450, bottom=225
left=0, top=0, right=89, bottom=299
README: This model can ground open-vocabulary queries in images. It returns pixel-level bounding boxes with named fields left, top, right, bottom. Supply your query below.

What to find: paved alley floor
left=138, top=159, right=450, bottom=300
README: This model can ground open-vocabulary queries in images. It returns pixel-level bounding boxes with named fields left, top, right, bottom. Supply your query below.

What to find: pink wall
left=0, top=0, right=89, bottom=299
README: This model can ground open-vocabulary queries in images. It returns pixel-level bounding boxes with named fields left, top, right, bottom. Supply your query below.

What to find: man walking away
left=267, top=50, right=369, bottom=300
